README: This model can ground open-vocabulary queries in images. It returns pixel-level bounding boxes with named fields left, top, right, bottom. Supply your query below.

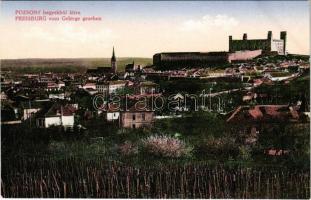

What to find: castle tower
left=111, top=47, right=117, bottom=73
left=243, top=33, right=247, bottom=40
left=267, top=31, right=272, bottom=40
left=280, top=31, right=287, bottom=55
left=229, top=35, right=233, bottom=52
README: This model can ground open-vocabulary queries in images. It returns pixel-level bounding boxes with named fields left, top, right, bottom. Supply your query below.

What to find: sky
left=0, top=1, right=309, bottom=59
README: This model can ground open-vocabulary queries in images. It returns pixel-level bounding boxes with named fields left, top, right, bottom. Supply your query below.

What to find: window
left=132, top=114, right=136, bottom=121
left=142, top=113, right=145, bottom=121
left=132, top=124, right=136, bottom=128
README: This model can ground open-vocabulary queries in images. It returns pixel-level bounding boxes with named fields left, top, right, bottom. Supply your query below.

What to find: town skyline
left=0, top=1, right=309, bottom=59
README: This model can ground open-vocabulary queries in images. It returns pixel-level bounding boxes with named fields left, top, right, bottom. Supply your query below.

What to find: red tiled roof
left=45, top=104, right=76, bottom=116
left=227, top=105, right=298, bottom=123
left=127, top=102, right=152, bottom=112
left=265, top=149, right=290, bottom=156
left=253, top=79, right=263, bottom=86
left=84, top=83, right=95, bottom=87
left=47, top=82, right=58, bottom=88
left=249, top=106, right=263, bottom=119
left=264, top=106, right=281, bottom=117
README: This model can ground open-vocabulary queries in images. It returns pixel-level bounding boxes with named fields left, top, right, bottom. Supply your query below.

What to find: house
left=108, top=80, right=127, bottom=94
left=82, top=82, right=96, bottom=90
left=96, top=82, right=109, bottom=94
left=49, top=92, right=66, bottom=100
left=57, top=81, right=65, bottom=89
left=227, top=105, right=300, bottom=124
left=84, top=88, right=98, bottom=95
left=138, top=81, right=158, bottom=95
left=20, top=101, right=43, bottom=120
left=242, top=92, right=257, bottom=102
left=104, top=103, right=120, bottom=121
left=95, top=80, right=127, bottom=95
left=36, top=104, right=76, bottom=128
left=227, top=105, right=301, bottom=144
left=46, top=82, right=59, bottom=91
left=1, top=91, right=8, bottom=100
left=252, top=79, right=263, bottom=87
left=120, top=103, right=154, bottom=128
left=38, top=76, right=52, bottom=83
left=265, top=149, right=290, bottom=156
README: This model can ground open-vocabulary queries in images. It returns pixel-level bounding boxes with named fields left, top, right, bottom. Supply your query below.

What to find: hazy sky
left=0, top=1, right=309, bottom=59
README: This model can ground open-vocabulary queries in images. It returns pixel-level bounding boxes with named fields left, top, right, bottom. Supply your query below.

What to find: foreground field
left=1, top=158, right=309, bottom=198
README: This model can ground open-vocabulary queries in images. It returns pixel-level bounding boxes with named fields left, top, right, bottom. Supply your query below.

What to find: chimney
left=280, top=31, right=287, bottom=54
left=243, top=33, right=247, bottom=40
left=267, top=31, right=272, bottom=40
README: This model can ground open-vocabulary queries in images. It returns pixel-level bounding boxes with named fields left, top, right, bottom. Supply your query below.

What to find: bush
left=237, top=146, right=252, bottom=161
left=117, top=141, right=138, bottom=156
left=141, top=135, right=192, bottom=158
left=195, top=135, right=239, bottom=158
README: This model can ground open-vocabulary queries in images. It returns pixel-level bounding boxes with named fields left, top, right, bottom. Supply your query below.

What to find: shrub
left=118, top=141, right=138, bottom=156
left=141, top=135, right=192, bottom=158
left=195, top=135, right=239, bottom=158
left=238, top=146, right=252, bottom=161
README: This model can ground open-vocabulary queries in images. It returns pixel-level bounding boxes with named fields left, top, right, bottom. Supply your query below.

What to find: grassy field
left=0, top=57, right=153, bottom=73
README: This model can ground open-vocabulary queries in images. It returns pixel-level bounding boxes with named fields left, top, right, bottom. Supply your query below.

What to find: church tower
left=111, top=47, right=117, bottom=73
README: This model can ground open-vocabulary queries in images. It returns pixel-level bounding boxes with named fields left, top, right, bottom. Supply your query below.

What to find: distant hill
left=0, top=57, right=153, bottom=73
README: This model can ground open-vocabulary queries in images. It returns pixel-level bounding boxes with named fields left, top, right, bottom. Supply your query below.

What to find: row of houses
left=25, top=102, right=154, bottom=129
left=82, top=80, right=158, bottom=96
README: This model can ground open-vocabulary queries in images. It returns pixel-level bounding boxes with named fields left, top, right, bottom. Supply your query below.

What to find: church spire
left=111, top=46, right=117, bottom=73
left=111, top=46, right=116, bottom=62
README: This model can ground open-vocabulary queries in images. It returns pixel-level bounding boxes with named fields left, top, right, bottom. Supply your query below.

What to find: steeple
left=111, top=46, right=117, bottom=73
left=111, top=46, right=116, bottom=62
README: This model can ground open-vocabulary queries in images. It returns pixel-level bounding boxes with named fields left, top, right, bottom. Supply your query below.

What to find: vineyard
left=1, top=158, right=309, bottom=198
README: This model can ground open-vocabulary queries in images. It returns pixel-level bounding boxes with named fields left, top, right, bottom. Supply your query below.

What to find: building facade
left=120, top=104, right=154, bottom=128
left=121, top=111, right=154, bottom=128
left=153, top=52, right=229, bottom=69
left=36, top=104, right=76, bottom=128
left=153, top=50, right=263, bottom=69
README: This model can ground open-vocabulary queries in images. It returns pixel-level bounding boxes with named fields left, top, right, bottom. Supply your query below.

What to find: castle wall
left=229, top=39, right=271, bottom=52
left=153, top=52, right=229, bottom=68
left=228, top=50, right=262, bottom=62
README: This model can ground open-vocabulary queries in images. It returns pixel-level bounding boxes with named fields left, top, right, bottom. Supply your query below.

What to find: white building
left=96, top=83, right=109, bottom=94
left=57, top=81, right=65, bottom=89
left=105, top=103, right=120, bottom=121
left=82, top=83, right=96, bottom=90
left=23, top=108, right=41, bottom=120
left=108, top=80, right=127, bottom=94
left=36, top=104, right=76, bottom=128
left=49, top=93, right=65, bottom=100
